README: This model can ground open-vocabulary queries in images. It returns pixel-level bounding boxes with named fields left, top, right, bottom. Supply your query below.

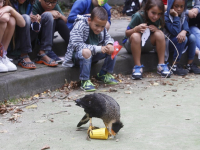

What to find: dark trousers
left=189, top=13, right=200, bottom=27
left=53, top=19, right=70, bottom=46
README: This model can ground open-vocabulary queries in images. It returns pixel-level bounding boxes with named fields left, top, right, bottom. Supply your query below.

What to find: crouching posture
left=62, top=7, right=118, bottom=92
left=75, top=93, right=123, bottom=138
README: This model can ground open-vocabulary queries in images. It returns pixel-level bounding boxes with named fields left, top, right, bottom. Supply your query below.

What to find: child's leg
left=1, top=16, right=15, bottom=51
left=150, top=30, right=165, bottom=64
left=129, top=32, right=142, bottom=66
left=54, top=19, right=70, bottom=45
left=77, top=49, right=92, bottom=80
left=186, top=34, right=196, bottom=64
left=185, top=34, right=200, bottom=74
left=38, top=12, right=56, bottom=65
left=169, top=36, right=187, bottom=63
left=16, top=14, right=36, bottom=69
left=190, top=26, right=200, bottom=50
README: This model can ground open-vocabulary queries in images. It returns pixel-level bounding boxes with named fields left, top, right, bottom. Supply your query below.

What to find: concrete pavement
left=0, top=73, right=200, bottom=150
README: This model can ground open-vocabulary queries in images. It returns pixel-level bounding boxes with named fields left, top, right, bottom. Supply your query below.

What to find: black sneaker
left=186, top=63, right=200, bottom=74
left=46, top=51, right=62, bottom=63
left=170, top=64, right=188, bottom=76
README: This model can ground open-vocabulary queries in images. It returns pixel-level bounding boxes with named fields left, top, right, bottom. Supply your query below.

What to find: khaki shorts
left=124, top=36, right=156, bottom=54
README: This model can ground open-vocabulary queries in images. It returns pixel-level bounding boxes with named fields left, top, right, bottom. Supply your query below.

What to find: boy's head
left=92, top=0, right=108, bottom=7
left=172, top=0, right=185, bottom=16
left=39, top=0, right=57, bottom=11
left=88, top=7, right=108, bottom=35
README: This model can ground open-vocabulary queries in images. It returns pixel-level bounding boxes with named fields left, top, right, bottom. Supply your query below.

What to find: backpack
left=122, top=0, right=140, bottom=16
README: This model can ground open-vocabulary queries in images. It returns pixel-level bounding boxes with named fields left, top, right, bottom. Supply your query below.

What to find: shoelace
left=103, top=73, right=115, bottom=82
left=83, top=80, right=94, bottom=87
left=160, top=63, right=169, bottom=72
left=133, top=65, right=144, bottom=73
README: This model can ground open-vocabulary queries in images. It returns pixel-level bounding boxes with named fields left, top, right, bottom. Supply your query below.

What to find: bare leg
left=1, top=16, right=16, bottom=51
left=129, top=32, right=142, bottom=66
left=150, top=30, right=165, bottom=64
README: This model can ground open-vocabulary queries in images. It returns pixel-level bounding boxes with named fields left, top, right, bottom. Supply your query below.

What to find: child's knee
left=129, top=33, right=141, bottom=43
left=22, top=14, right=31, bottom=25
left=8, top=16, right=16, bottom=27
left=154, top=30, right=164, bottom=40
left=82, top=49, right=91, bottom=59
left=41, top=12, right=54, bottom=21
left=188, top=34, right=196, bottom=43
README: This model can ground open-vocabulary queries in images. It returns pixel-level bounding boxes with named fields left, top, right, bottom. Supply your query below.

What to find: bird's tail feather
left=77, top=113, right=90, bottom=127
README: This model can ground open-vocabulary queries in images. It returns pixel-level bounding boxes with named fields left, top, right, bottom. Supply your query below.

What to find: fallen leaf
left=109, top=88, right=117, bottom=92
left=153, top=83, right=159, bottom=86
left=0, top=123, right=3, bottom=125
left=176, top=105, right=181, bottom=106
left=26, top=104, right=37, bottom=109
left=124, top=91, right=132, bottom=94
left=189, top=79, right=195, bottom=81
left=0, top=130, right=7, bottom=133
left=185, top=119, right=190, bottom=120
left=34, top=120, right=46, bottom=123
left=41, top=146, right=50, bottom=150
left=172, top=89, right=177, bottom=92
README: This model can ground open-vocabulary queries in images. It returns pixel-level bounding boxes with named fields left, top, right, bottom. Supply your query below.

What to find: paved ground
left=0, top=73, right=200, bottom=150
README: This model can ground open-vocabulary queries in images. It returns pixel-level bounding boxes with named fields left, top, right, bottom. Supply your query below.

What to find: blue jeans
left=15, top=12, right=54, bottom=53
left=169, top=34, right=196, bottom=62
left=74, top=50, right=117, bottom=80
left=190, top=26, right=200, bottom=50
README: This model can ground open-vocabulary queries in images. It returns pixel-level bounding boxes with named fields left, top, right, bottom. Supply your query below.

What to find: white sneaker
left=2, top=56, right=17, bottom=71
left=0, top=57, right=8, bottom=72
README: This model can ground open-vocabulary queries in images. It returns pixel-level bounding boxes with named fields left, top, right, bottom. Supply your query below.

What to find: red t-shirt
left=162, top=0, right=167, bottom=5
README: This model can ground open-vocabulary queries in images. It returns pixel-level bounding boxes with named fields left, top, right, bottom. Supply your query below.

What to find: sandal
left=35, top=53, right=58, bottom=67
left=18, top=55, right=36, bottom=69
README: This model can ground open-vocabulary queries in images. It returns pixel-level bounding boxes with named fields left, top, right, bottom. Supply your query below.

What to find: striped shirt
left=62, top=15, right=114, bottom=67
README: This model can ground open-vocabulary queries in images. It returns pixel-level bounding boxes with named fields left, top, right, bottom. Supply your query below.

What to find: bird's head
left=111, top=120, right=124, bottom=136
left=75, top=94, right=94, bottom=108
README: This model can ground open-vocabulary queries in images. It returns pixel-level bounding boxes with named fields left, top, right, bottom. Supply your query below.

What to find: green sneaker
left=96, top=73, right=118, bottom=84
left=81, top=80, right=96, bottom=92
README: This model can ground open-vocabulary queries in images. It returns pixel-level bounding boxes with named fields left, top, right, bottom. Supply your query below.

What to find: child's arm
left=48, top=10, right=67, bottom=23
left=126, top=23, right=148, bottom=37
left=186, top=0, right=200, bottom=18
left=0, top=6, right=25, bottom=27
left=164, top=12, right=181, bottom=36
left=67, top=0, right=87, bottom=24
left=70, top=20, right=102, bottom=55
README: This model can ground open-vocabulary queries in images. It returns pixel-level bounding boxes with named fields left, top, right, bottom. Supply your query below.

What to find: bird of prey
left=75, top=93, right=123, bottom=137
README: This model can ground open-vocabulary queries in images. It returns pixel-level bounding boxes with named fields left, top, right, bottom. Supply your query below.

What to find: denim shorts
left=124, top=36, right=156, bottom=54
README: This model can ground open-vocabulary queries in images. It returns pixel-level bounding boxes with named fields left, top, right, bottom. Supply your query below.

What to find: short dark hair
left=91, top=7, right=108, bottom=21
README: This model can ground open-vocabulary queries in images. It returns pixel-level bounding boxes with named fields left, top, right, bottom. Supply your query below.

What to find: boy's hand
left=30, top=14, right=41, bottom=22
left=136, top=23, right=148, bottom=33
left=188, top=8, right=198, bottom=18
left=148, top=25, right=158, bottom=32
left=101, top=46, right=108, bottom=53
left=176, top=30, right=187, bottom=43
left=50, top=10, right=61, bottom=19
left=106, top=44, right=114, bottom=55
left=170, top=9, right=178, bottom=17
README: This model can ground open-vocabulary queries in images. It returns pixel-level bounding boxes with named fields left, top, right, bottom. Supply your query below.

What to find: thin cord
left=164, top=34, right=179, bottom=78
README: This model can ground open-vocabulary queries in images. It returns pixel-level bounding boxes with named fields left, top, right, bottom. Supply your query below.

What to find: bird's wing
left=77, top=113, right=90, bottom=127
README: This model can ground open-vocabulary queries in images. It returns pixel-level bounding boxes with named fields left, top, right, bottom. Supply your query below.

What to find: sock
left=99, top=69, right=107, bottom=76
